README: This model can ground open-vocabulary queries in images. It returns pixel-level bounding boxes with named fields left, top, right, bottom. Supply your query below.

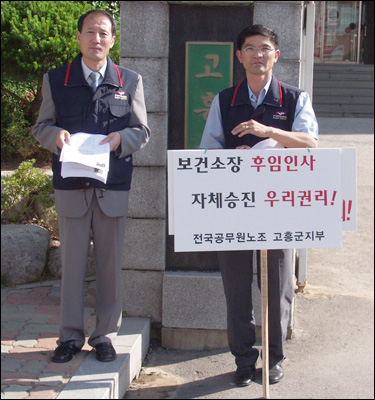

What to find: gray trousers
left=218, top=249, right=294, bottom=369
left=58, top=192, right=127, bottom=348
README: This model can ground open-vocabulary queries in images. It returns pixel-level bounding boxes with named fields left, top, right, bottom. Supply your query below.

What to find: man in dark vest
left=33, top=10, right=150, bottom=363
left=200, top=25, right=318, bottom=386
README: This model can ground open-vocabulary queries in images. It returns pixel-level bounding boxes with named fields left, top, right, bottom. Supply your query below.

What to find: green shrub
left=1, top=159, right=57, bottom=236
left=1, top=80, right=50, bottom=161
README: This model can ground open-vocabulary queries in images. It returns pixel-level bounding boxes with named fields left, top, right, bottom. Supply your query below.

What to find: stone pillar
left=120, top=1, right=169, bottom=323
left=253, top=1, right=303, bottom=88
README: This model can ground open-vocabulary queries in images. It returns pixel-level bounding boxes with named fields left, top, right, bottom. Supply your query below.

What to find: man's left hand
left=100, top=132, right=121, bottom=152
left=231, top=120, right=269, bottom=138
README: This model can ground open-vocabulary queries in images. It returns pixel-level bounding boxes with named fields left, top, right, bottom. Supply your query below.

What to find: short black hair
left=236, top=25, right=278, bottom=50
left=78, top=10, right=117, bottom=36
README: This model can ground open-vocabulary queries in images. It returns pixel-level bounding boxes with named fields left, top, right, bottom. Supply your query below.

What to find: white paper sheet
left=59, top=133, right=110, bottom=183
left=61, top=162, right=108, bottom=184
left=252, top=138, right=284, bottom=149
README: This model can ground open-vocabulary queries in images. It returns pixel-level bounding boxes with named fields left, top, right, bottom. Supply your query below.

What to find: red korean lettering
left=251, top=156, right=266, bottom=172
left=264, top=191, right=279, bottom=207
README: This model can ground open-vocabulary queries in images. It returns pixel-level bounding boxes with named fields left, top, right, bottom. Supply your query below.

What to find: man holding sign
left=200, top=25, right=318, bottom=386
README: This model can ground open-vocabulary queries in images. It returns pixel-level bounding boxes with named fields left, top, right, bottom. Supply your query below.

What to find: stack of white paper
left=60, top=133, right=110, bottom=183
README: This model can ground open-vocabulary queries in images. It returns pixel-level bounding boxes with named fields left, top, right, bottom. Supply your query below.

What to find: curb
left=57, top=318, right=150, bottom=399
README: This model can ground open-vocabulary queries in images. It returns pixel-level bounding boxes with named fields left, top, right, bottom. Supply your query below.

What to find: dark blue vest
left=48, top=53, right=138, bottom=191
left=219, top=77, right=302, bottom=149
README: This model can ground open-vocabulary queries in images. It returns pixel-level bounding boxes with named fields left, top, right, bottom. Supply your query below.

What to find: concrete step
left=313, top=95, right=374, bottom=108
left=313, top=79, right=374, bottom=89
left=314, top=64, right=374, bottom=72
left=313, top=98, right=374, bottom=113
left=313, top=94, right=374, bottom=105
left=313, top=64, right=374, bottom=118
left=313, top=87, right=374, bottom=97
left=56, top=317, right=150, bottom=399
left=161, top=270, right=294, bottom=350
left=313, top=105, right=374, bottom=118
left=313, top=102, right=374, bottom=111
left=314, top=71, right=374, bottom=81
left=315, top=111, right=373, bottom=118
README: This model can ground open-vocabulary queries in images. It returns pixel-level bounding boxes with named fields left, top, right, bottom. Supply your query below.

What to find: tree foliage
left=1, top=1, right=120, bottom=161
left=1, top=1, right=92, bottom=80
left=1, top=1, right=93, bottom=127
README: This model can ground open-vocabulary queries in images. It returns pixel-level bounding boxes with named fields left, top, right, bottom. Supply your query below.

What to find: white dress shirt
left=200, top=79, right=319, bottom=149
left=81, top=58, right=107, bottom=87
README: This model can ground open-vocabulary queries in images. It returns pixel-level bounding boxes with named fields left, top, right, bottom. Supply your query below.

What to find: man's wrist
left=268, top=127, right=278, bottom=140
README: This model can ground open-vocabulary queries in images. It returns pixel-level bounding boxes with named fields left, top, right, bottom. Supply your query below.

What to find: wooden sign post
left=260, top=249, right=270, bottom=399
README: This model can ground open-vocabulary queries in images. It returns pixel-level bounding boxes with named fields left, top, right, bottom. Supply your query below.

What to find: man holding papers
left=32, top=10, right=150, bottom=363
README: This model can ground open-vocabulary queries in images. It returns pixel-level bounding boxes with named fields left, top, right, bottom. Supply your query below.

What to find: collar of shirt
left=247, top=78, right=272, bottom=109
left=81, top=58, right=107, bottom=85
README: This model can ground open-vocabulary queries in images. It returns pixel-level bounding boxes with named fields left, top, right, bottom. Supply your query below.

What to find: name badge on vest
left=114, top=91, right=128, bottom=101
left=273, top=111, right=287, bottom=121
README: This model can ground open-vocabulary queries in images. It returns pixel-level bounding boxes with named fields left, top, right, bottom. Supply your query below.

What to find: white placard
left=168, top=148, right=356, bottom=252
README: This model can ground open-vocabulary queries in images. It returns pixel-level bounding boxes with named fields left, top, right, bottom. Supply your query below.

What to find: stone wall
left=120, top=1, right=169, bottom=322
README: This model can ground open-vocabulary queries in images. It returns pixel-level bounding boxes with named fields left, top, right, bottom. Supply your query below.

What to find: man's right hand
left=56, top=130, right=71, bottom=149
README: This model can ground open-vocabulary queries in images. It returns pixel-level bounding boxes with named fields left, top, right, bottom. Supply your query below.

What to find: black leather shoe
left=269, top=362, right=284, bottom=384
left=94, top=342, right=117, bottom=362
left=52, top=341, right=81, bottom=363
left=234, top=365, right=256, bottom=386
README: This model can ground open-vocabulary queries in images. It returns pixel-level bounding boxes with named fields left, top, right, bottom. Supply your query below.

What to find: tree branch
left=1, top=83, right=30, bottom=106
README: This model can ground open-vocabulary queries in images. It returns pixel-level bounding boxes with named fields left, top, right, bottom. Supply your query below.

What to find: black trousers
left=218, top=249, right=294, bottom=369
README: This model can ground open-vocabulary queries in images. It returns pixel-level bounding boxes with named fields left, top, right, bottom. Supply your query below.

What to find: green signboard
left=185, top=42, right=233, bottom=149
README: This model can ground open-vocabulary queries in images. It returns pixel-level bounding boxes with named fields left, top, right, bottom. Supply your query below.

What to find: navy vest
left=219, top=77, right=302, bottom=149
left=48, top=53, right=139, bottom=191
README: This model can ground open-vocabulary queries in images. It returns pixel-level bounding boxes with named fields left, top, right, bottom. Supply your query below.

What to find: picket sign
left=168, top=148, right=356, bottom=252
left=168, top=147, right=356, bottom=398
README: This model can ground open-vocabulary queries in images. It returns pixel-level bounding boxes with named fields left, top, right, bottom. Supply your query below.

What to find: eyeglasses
left=242, top=46, right=275, bottom=55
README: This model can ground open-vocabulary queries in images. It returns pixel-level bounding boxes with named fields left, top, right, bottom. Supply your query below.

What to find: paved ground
left=126, top=294, right=373, bottom=399
left=1, top=279, right=97, bottom=399
left=1, top=117, right=374, bottom=399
